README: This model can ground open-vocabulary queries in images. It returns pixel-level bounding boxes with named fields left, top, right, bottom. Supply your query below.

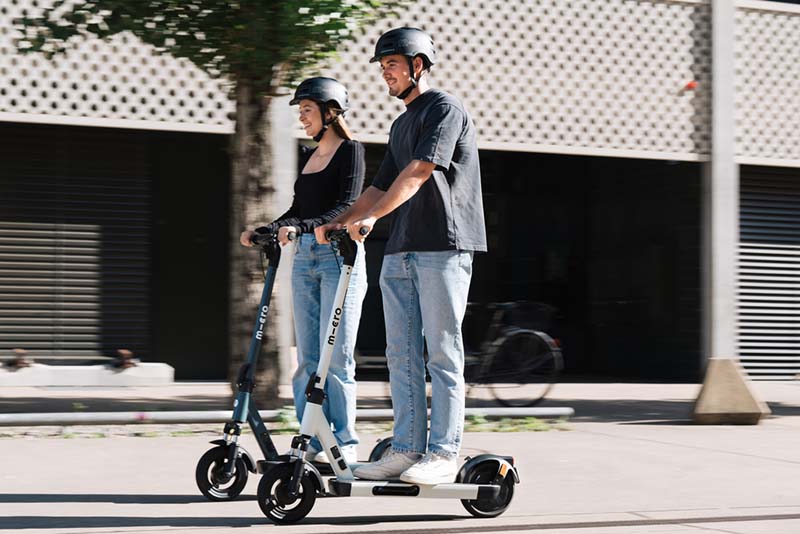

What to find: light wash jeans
left=379, top=250, right=473, bottom=459
left=291, top=234, right=367, bottom=449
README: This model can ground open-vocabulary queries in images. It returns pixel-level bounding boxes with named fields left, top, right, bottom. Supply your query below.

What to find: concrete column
left=695, top=0, right=769, bottom=424
left=702, top=0, right=738, bottom=361
left=270, top=95, right=298, bottom=387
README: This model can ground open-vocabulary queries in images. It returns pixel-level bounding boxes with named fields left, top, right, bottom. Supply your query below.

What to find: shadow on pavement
left=0, top=493, right=251, bottom=504
left=4, top=512, right=800, bottom=531
left=0, top=514, right=463, bottom=530
left=0, top=395, right=231, bottom=413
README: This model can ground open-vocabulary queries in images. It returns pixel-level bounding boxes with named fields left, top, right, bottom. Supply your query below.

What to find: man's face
left=379, top=54, right=412, bottom=97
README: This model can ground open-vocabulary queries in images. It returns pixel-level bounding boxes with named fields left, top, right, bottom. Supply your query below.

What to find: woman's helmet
left=290, top=77, right=350, bottom=141
left=289, top=77, right=349, bottom=112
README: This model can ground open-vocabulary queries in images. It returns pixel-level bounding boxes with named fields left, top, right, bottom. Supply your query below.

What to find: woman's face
left=298, top=99, right=324, bottom=137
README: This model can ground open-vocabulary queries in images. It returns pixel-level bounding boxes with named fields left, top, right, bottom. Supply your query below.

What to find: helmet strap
left=313, top=103, right=337, bottom=142
left=396, top=56, right=418, bottom=100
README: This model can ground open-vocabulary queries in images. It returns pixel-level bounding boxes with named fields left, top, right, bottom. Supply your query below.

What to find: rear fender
left=456, top=453, right=520, bottom=484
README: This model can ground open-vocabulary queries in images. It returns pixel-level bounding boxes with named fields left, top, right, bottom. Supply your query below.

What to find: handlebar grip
left=250, top=232, right=273, bottom=246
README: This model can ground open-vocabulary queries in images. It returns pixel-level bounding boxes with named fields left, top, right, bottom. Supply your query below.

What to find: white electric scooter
left=255, top=229, right=519, bottom=524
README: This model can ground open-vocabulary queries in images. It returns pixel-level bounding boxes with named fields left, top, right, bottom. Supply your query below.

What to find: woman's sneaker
left=310, top=444, right=358, bottom=465
left=399, top=452, right=458, bottom=485
left=353, top=451, right=421, bottom=480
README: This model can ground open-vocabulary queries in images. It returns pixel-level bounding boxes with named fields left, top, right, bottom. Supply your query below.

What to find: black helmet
left=369, top=27, right=436, bottom=69
left=289, top=77, right=349, bottom=112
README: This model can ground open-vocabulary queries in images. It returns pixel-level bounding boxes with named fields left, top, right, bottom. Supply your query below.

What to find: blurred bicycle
left=369, top=301, right=563, bottom=408
left=463, top=301, right=563, bottom=407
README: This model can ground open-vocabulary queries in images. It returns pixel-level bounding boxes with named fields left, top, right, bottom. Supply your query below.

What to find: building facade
left=1, top=0, right=798, bottom=380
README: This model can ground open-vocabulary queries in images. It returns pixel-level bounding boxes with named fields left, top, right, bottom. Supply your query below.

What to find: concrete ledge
left=0, top=406, right=574, bottom=427
left=0, top=363, right=175, bottom=387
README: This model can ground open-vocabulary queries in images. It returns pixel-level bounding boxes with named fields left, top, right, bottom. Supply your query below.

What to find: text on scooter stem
left=255, top=305, right=269, bottom=340
left=327, top=307, right=342, bottom=345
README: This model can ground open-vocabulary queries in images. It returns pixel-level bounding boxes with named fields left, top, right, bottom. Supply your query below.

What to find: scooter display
left=256, top=229, right=519, bottom=524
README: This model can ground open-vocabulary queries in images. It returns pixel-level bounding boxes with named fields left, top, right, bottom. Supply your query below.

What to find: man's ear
left=413, top=56, right=425, bottom=76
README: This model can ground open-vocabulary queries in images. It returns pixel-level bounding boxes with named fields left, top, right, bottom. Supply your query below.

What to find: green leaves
left=15, top=0, right=406, bottom=95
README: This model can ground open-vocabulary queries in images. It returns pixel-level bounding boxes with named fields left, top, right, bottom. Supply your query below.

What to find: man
left=316, top=27, right=486, bottom=485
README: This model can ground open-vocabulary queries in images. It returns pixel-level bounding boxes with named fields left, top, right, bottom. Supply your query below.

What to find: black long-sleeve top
left=257, top=140, right=365, bottom=235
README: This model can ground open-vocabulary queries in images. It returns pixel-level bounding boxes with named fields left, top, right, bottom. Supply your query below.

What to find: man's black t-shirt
left=372, top=89, right=487, bottom=254
left=266, top=139, right=365, bottom=235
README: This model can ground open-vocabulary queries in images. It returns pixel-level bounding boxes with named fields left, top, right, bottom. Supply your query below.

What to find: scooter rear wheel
left=368, top=437, right=393, bottom=462
left=459, top=460, right=515, bottom=518
left=195, top=446, right=249, bottom=501
left=257, top=462, right=317, bottom=524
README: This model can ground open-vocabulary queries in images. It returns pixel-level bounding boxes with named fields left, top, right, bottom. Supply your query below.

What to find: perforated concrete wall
left=1, top=0, right=799, bottom=165
left=0, top=0, right=234, bottom=133
left=319, top=0, right=712, bottom=161
left=735, top=1, right=800, bottom=164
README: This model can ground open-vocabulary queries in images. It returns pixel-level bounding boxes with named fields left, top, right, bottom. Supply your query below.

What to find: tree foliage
left=16, top=0, right=402, bottom=95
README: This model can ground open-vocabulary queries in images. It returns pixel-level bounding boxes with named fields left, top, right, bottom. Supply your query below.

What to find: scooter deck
left=328, top=479, right=501, bottom=499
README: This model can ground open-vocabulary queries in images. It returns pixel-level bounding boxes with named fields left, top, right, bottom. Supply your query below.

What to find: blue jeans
left=291, top=234, right=367, bottom=449
left=379, top=250, right=473, bottom=459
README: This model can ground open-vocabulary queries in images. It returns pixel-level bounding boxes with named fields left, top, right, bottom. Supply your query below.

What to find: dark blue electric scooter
left=194, top=230, right=284, bottom=500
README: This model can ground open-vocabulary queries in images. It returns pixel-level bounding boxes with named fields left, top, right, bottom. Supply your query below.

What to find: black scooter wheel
left=459, top=460, right=515, bottom=518
left=257, top=463, right=317, bottom=524
left=195, top=446, right=249, bottom=501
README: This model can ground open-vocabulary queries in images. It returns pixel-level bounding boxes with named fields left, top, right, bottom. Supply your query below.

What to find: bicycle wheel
left=487, top=330, right=562, bottom=407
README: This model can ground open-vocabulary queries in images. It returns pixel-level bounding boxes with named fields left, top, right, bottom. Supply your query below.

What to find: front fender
left=207, top=440, right=257, bottom=474
left=258, top=458, right=325, bottom=495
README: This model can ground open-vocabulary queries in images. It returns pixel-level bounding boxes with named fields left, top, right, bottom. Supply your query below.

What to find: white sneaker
left=399, top=452, right=458, bottom=485
left=311, top=444, right=358, bottom=465
left=353, top=451, right=421, bottom=480
left=304, top=444, right=321, bottom=461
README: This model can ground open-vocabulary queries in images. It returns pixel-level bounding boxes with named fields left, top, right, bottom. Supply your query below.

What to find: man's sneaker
left=399, top=452, right=458, bottom=485
left=353, top=451, right=421, bottom=480
left=310, top=444, right=358, bottom=465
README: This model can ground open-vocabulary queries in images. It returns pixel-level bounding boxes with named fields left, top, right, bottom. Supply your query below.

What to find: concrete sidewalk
left=2, top=411, right=800, bottom=533
left=1, top=381, right=799, bottom=533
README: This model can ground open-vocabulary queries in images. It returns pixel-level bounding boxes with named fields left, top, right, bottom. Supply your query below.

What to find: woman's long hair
left=327, top=106, right=355, bottom=141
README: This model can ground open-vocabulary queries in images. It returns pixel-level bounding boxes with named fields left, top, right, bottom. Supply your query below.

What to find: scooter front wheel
left=459, top=459, right=515, bottom=518
left=257, top=462, right=317, bottom=524
left=195, top=446, right=249, bottom=501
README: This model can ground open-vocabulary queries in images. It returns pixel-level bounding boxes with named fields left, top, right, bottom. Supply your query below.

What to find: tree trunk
left=228, top=80, right=281, bottom=408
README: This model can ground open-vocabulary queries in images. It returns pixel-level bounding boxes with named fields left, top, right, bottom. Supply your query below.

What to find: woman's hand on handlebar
left=315, top=222, right=341, bottom=244
left=277, top=226, right=297, bottom=246
left=240, top=229, right=257, bottom=247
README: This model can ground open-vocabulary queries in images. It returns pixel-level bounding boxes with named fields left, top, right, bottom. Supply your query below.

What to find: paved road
left=3, top=409, right=800, bottom=534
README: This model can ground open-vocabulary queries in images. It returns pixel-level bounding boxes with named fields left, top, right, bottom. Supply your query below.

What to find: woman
left=240, top=77, right=367, bottom=463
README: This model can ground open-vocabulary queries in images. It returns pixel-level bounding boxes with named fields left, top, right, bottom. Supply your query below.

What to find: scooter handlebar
left=250, top=229, right=296, bottom=246
left=250, top=232, right=275, bottom=247
left=324, top=228, right=348, bottom=242
left=324, top=226, right=369, bottom=242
